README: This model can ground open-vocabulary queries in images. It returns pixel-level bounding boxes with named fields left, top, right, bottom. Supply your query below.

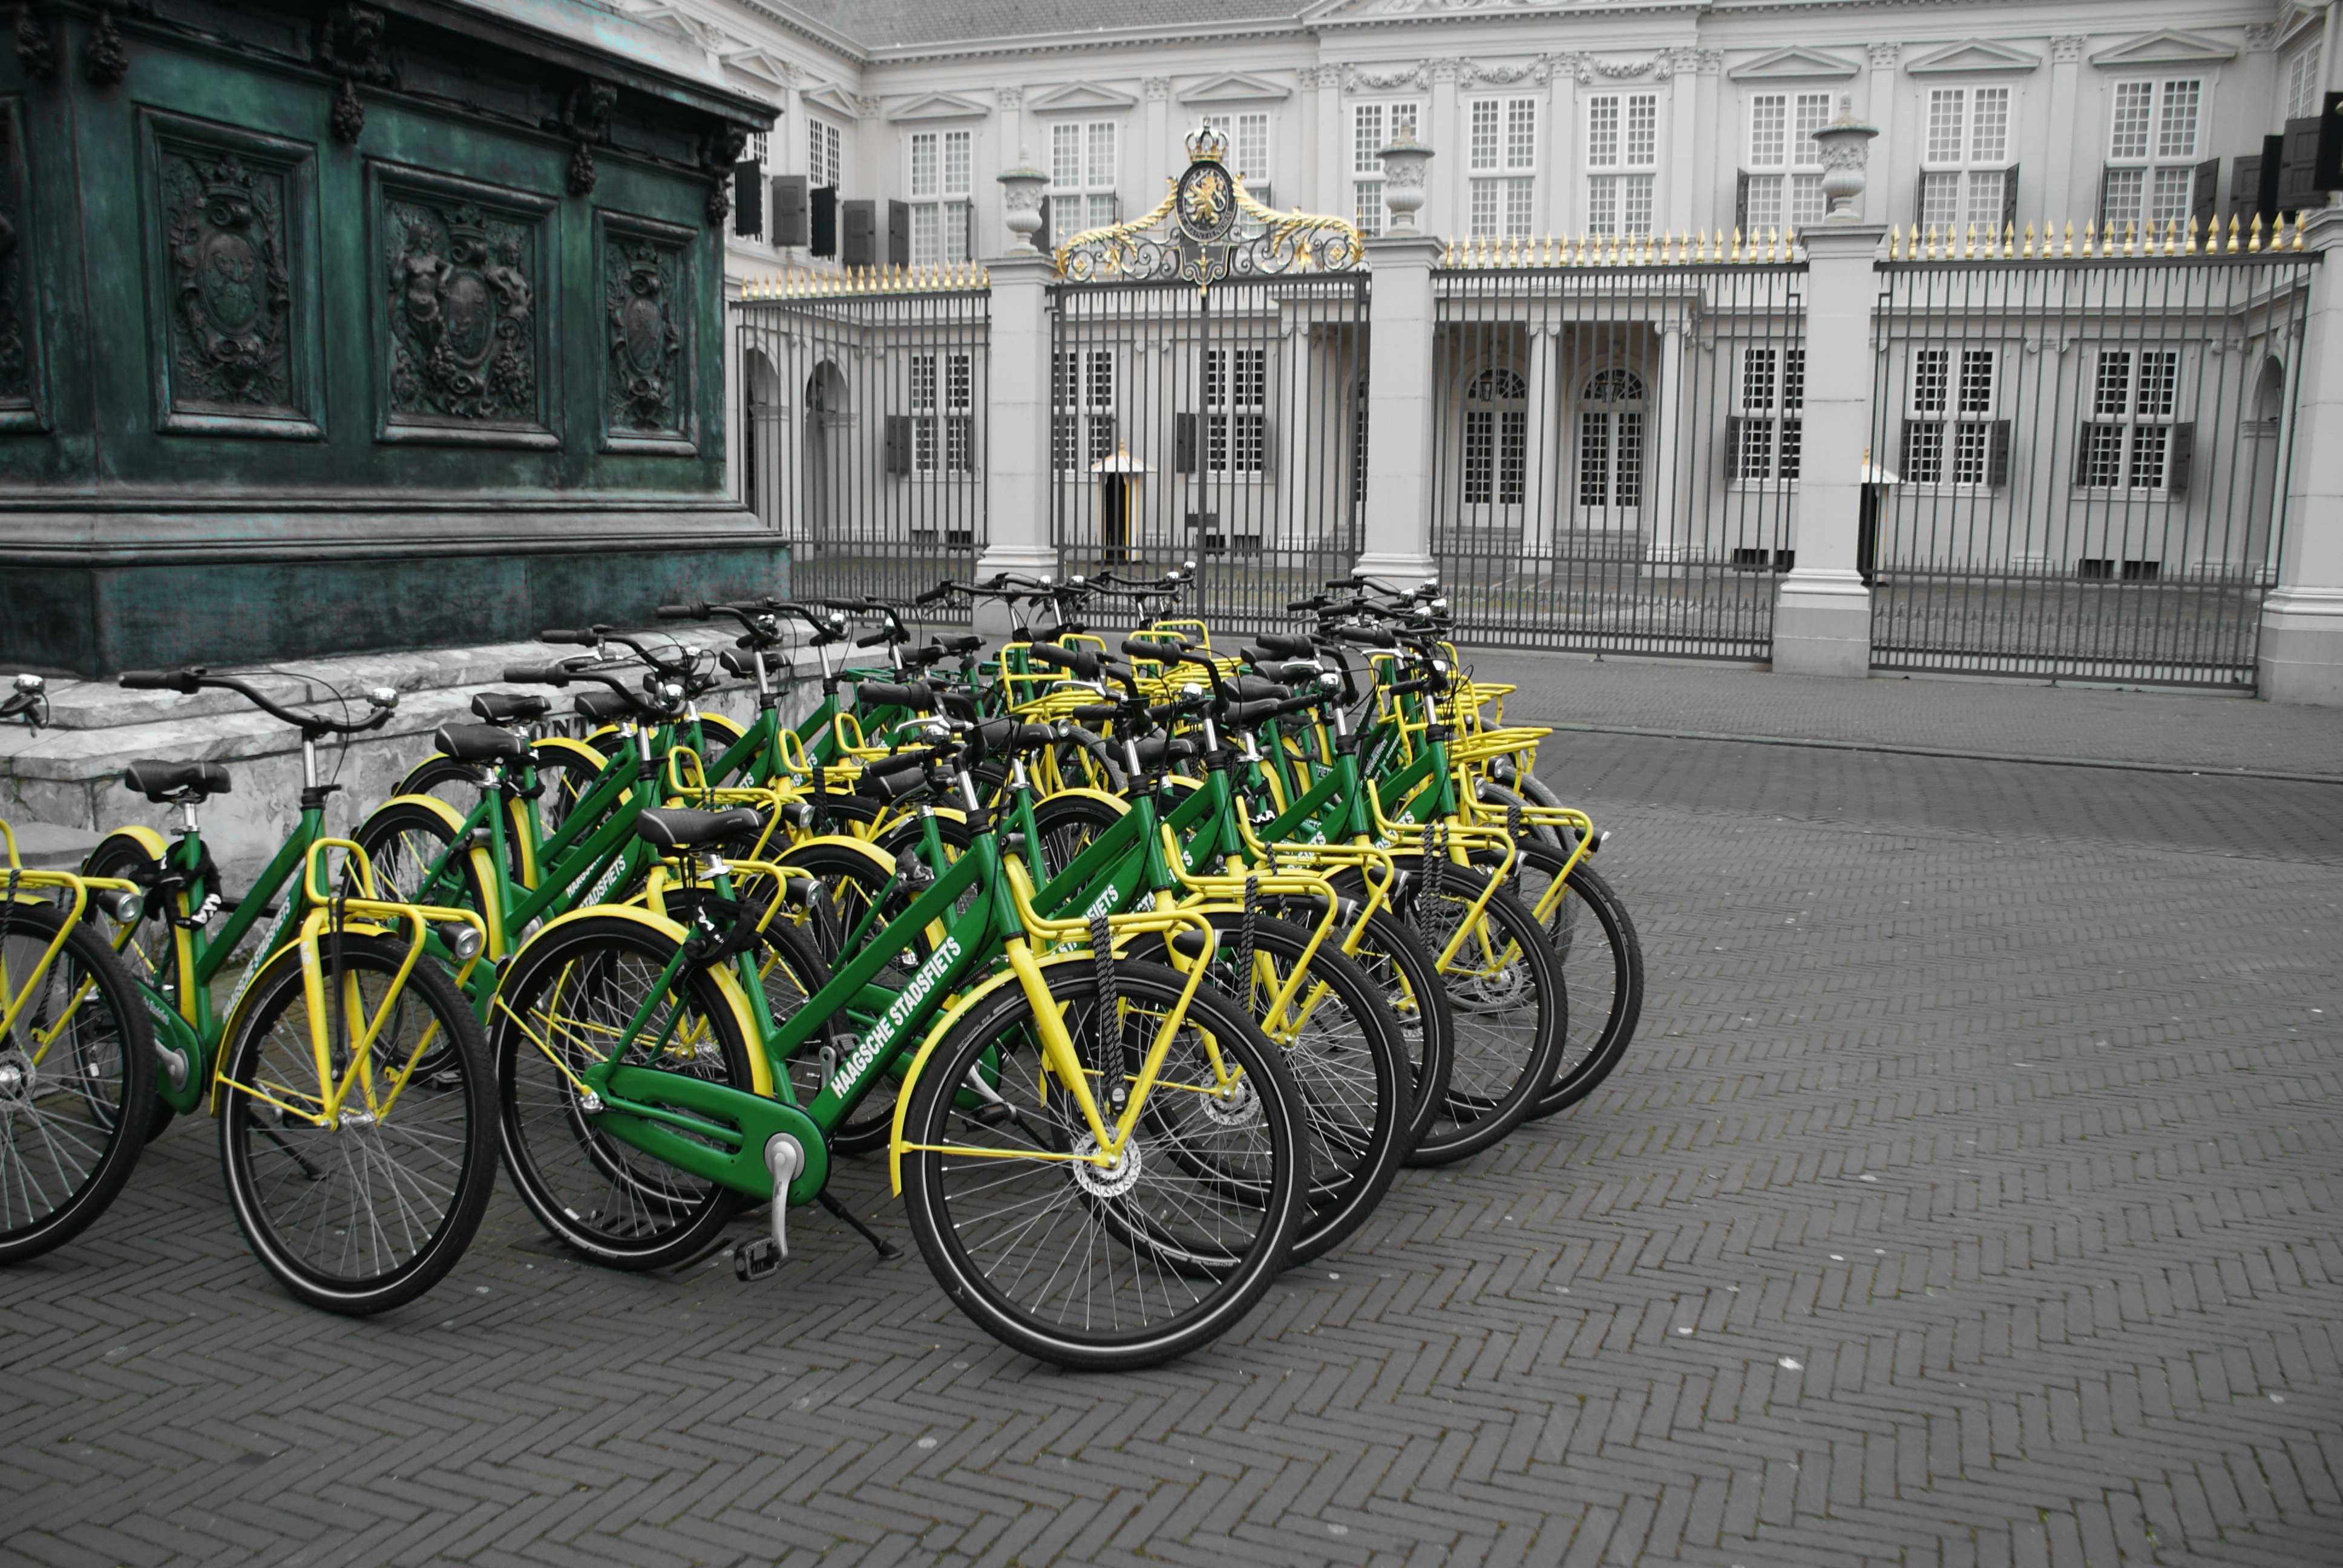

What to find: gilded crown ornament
left=1057, top=121, right=1362, bottom=293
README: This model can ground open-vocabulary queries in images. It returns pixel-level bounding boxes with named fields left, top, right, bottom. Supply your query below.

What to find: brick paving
left=5, top=738, right=2341, bottom=1567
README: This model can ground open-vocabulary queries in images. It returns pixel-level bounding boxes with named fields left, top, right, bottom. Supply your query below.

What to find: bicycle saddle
left=470, top=691, right=551, bottom=725
left=433, top=723, right=531, bottom=766
left=122, top=759, right=231, bottom=803
left=574, top=689, right=639, bottom=725
left=1132, top=736, right=1198, bottom=770
left=635, top=806, right=764, bottom=852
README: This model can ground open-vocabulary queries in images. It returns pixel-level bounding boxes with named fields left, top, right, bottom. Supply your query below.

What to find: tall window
left=1352, top=100, right=1423, bottom=238
left=807, top=118, right=843, bottom=189
left=909, top=352, right=974, bottom=474
left=1578, top=368, right=1645, bottom=509
left=1462, top=368, right=1527, bottom=506
left=1467, top=97, right=1538, bottom=239
left=907, top=128, right=971, bottom=267
left=2080, top=349, right=2189, bottom=492
left=1742, top=93, right=1829, bottom=234
left=1919, top=87, right=2012, bottom=232
left=1052, top=350, right=1115, bottom=472
left=1049, top=120, right=1119, bottom=233
left=2102, top=79, right=2201, bottom=230
left=1201, top=112, right=1270, bottom=181
left=1586, top=93, right=1657, bottom=237
left=1901, top=348, right=2004, bottom=486
left=1202, top=348, right=1267, bottom=475
left=1732, top=346, right=1804, bottom=482
left=2285, top=41, right=2324, bottom=122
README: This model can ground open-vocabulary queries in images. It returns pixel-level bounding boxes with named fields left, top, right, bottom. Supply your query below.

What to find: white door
left=1575, top=367, right=1645, bottom=534
left=1461, top=366, right=1527, bottom=535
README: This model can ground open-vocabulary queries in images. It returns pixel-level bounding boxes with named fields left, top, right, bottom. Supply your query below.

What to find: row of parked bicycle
left=0, top=567, right=1640, bottom=1369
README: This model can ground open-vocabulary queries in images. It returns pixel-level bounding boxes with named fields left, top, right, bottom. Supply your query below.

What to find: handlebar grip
left=655, top=603, right=708, bottom=621
left=855, top=627, right=900, bottom=648
left=1335, top=626, right=1398, bottom=649
left=1120, top=637, right=1190, bottom=664
left=1276, top=691, right=1330, bottom=717
left=857, top=680, right=934, bottom=709
left=1385, top=676, right=1435, bottom=697
left=1069, top=704, right=1120, bottom=724
left=858, top=764, right=930, bottom=801
left=1025, top=644, right=1101, bottom=681
left=538, top=628, right=595, bottom=646
left=119, top=668, right=199, bottom=693
left=502, top=664, right=572, bottom=687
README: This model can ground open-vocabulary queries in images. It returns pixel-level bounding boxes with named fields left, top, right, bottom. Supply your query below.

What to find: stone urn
left=1377, top=137, right=1434, bottom=232
left=998, top=161, right=1049, bottom=250
left=1809, top=96, right=1879, bottom=220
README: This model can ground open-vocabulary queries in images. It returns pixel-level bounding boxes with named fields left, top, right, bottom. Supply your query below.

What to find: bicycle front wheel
left=899, top=960, right=1306, bottom=1371
left=217, top=933, right=496, bottom=1313
left=0, top=900, right=156, bottom=1263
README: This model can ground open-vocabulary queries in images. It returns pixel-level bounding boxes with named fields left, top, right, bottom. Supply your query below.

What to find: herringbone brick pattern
left=4, top=742, right=2338, bottom=1567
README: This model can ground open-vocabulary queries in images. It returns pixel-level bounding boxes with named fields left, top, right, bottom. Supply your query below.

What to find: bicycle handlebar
left=119, top=667, right=395, bottom=736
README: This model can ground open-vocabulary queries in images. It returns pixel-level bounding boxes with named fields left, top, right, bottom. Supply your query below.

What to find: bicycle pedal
left=969, top=1100, right=1012, bottom=1126
left=733, top=1237, right=782, bottom=1282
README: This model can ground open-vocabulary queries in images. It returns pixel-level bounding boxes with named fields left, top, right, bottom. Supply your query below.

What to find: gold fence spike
left=2247, top=212, right=2263, bottom=253
left=2185, top=215, right=2199, bottom=256
left=2122, top=220, right=2136, bottom=256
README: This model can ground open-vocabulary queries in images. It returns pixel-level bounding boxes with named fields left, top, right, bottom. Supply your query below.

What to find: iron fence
left=1867, top=246, right=2316, bottom=687
left=1048, top=272, right=1369, bottom=635
left=1430, top=257, right=1808, bottom=661
left=734, top=276, right=989, bottom=618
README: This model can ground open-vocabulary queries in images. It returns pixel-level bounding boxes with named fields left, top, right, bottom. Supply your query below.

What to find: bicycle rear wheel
left=0, top=901, right=156, bottom=1263
left=899, top=960, right=1305, bottom=1371
left=1505, top=847, right=1643, bottom=1119
left=217, top=933, right=496, bottom=1313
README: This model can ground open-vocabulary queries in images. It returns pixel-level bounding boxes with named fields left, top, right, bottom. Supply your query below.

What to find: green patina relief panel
left=599, top=212, right=693, bottom=453
left=0, top=98, right=44, bottom=431
left=377, top=165, right=556, bottom=444
left=144, top=111, right=320, bottom=436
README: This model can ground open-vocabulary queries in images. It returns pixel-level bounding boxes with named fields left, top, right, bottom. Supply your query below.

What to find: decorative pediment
left=1726, top=47, right=1860, bottom=81
left=801, top=82, right=859, bottom=120
left=1178, top=72, right=1292, bottom=105
left=617, top=3, right=721, bottom=52
left=718, top=47, right=793, bottom=91
left=2088, top=30, right=2239, bottom=69
left=1904, top=39, right=2043, bottom=76
left=1029, top=81, right=1139, bottom=113
left=885, top=91, right=991, bottom=122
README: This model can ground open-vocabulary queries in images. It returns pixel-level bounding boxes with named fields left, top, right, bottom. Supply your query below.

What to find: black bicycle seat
left=635, top=806, right=764, bottom=852
left=122, top=759, right=231, bottom=803
left=434, top=723, right=531, bottom=766
left=470, top=691, right=551, bottom=725
left=574, top=689, right=638, bottom=725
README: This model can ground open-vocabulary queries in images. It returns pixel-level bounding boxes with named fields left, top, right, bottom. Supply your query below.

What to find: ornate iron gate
left=1049, top=125, right=1368, bottom=633
left=1432, top=252, right=1807, bottom=661
left=1867, top=240, right=2316, bottom=687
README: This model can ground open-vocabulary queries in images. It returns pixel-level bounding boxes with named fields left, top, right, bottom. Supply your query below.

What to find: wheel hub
left=1070, top=1135, right=1144, bottom=1198
left=0, top=1048, right=31, bottom=1102
left=1194, top=1073, right=1261, bottom=1128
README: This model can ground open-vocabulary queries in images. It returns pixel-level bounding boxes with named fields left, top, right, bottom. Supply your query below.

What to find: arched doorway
left=742, top=348, right=782, bottom=526
left=1460, top=365, right=1527, bottom=533
left=1575, top=365, right=1645, bottom=534
left=2245, top=354, right=2287, bottom=577
left=802, top=359, right=847, bottom=544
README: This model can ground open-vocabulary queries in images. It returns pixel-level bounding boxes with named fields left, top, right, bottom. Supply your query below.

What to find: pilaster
left=974, top=250, right=1059, bottom=632
left=2259, top=206, right=2343, bottom=702
left=1355, top=232, right=1444, bottom=587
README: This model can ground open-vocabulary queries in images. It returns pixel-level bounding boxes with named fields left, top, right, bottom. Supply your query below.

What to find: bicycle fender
left=367, top=792, right=511, bottom=956
left=886, top=953, right=1087, bottom=1195
left=1031, top=785, right=1130, bottom=816
left=82, top=823, right=169, bottom=877
left=531, top=734, right=609, bottom=771
left=393, top=753, right=454, bottom=795
left=767, top=834, right=899, bottom=881
left=500, top=903, right=773, bottom=1098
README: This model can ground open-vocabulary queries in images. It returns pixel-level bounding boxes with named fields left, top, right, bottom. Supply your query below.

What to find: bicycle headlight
left=94, top=887, right=142, bottom=924
left=436, top=921, right=484, bottom=962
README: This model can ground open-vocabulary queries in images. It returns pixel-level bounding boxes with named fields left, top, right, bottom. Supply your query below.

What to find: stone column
left=1665, top=53, right=1699, bottom=236
left=1428, top=60, right=1463, bottom=240
left=1357, top=175, right=1444, bottom=590
left=1863, top=44, right=1900, bottom=227
left=1521, top=324, right=1557, bottom=561
left=1144, top=77, right=1171, bottom=176
left=1645, top=319, right=1691, bottom=572
left=1542, top=55, right=1573, bottom=235
left=1317, top=68, right=1346, bottom=215
left=1774, top=107, right=1883, bottom=677
left=974, top=214, right=1058, bottom=633
left=2259, top=206, right=2343, bottom=703
left=2043, top=38, right=2083, bottom=225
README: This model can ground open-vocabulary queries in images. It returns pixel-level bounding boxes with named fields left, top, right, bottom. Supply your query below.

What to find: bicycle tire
left=1523, top=854, right=1643, bottom=1119
left=217, top=933, right=496, bottom=1313
left=900, top=959, right=1306, bottom=1371
left=0, top=900, right=157, bottom=1264
left=78, top=831, right=182, bottom=1141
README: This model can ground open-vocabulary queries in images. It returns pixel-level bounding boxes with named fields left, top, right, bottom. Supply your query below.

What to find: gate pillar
left=2259, top=206, right=2343, bottom=706
left=1356, top=232, right=1445, bottom=589
left=1772, top=221, right=1887, bottom=678
left=974, top=250, right=1060, bottom=635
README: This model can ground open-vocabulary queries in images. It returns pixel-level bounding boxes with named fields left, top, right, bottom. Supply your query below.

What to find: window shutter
left=2002, top=165, right=2020, bottom=234
left=2229, top=156, right=2263, bottom=224
left=2276, top=116, right=2322, bottom=214
left=1725, top=414, right=1745, bottom=475
left=810, top=185, right=839, bottom=258
left=2165, top=421, right=2194, bottom=496
left=2319, top=89, right=2343, bottom=192
left=961, top=201, right=974, bottom=260
left=1988, top=420, right=2011, bottom=488
left=1175, top=412, right=1198, bottom=474
left=841, top=199, right=877, bottom=269
left=884, top=414, right=911, bottom=475
left=2190, top=158, right=2218, bottom=231
left=732, top=160, right=764, bottom=238
left=2256, top=134, right=2286, bottom=217
left=770, top=175, right=808, bottom=247
left=886, top=198, right=911, bottom=267
left=2094, top=166, right=2113, bottom=229
left=1916, top=171, right=1935, bottom=227
left=2074, top=422, right=2099, bottom=483
left=1735, top=170, right=1750, bottom=233
left=948, top=414, right=975, bottom=472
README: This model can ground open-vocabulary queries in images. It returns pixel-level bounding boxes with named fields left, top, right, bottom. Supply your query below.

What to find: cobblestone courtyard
left=5, top=673, right=2341, bottom=1567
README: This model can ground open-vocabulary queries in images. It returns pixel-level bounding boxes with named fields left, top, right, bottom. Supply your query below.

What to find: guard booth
left=1090, top=444, right=1151, bottom=564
